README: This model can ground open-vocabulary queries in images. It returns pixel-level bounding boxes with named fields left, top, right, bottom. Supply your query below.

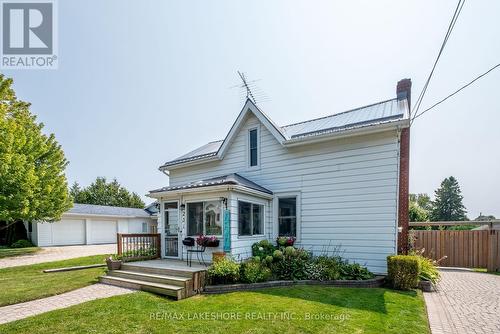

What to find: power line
left=411, top=0, right=465, bottom=121
left=411, top=63, right=500, bottom=122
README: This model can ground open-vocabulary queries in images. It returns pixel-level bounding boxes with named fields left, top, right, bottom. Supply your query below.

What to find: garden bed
left=204, top=276, right=385, bottom=294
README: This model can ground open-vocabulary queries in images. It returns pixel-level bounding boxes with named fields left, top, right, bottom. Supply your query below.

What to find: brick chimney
left=396, top=78, right=412, bottom=108
left=396, top=78, right=411, bottom=254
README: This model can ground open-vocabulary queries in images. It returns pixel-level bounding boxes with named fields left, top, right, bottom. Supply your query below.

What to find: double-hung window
left=187, top=201, right=222, bottom=236
left=249, top=128, right=258, bottom=167
left=238, top=201, right=263, bottom=236
left=278, top=197, right=297, bottom=237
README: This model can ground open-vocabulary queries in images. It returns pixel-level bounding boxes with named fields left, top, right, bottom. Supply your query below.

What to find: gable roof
left=66, top=203, right=152, bottom=218
left=160, top=97, right=409, bottom=170
left=149, top=173, right=272, bottom=195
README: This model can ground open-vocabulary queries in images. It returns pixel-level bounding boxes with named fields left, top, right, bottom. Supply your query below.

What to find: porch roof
left=149, top=173, right=273, bottom=195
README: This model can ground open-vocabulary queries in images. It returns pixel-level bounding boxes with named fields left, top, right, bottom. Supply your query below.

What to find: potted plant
left=106, top=255, right=122, bottom=270
left=276, top=236, right=296, bottom=247
left=196, top=235, right=220, bottom=247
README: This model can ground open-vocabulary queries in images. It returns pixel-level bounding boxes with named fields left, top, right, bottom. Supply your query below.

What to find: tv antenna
left=231, top=71, right=270, bottom=105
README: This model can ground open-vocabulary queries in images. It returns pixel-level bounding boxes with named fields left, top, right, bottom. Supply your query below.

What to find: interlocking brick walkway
left=424, top=269, right=500, bottom=334
left=0, top=244, right=116, bottom=269
left=0, top=283, right=135, bottom=324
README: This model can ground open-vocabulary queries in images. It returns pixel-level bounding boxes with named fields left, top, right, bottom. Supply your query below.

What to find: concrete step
left=109, top=270, right=191, bottom=289
left=99, top=275, right=185, bottom=299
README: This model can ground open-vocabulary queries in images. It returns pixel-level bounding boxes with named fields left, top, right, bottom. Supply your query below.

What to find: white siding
left=169, top=113, right=400, bottom=273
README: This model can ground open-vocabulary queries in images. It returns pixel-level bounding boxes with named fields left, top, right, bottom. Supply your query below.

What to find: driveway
left=424, top=268, right=500, bottom=334
left=0, top=244, right=116, bottom=269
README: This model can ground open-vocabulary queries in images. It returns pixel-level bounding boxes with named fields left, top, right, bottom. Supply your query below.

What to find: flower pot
left=106, top=258, right=122, bottom=270
left=418, top=280, right=435, bottom=292
left=212, top=251, right=226, bottom=263
left=205, top=240, right=220, bottom=248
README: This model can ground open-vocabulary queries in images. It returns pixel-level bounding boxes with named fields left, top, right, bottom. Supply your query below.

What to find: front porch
left=100, top=258, right=207, bottom=300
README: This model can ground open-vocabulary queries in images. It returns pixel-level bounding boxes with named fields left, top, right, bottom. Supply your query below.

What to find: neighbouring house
left=148, top=79, right=411, bottom=273
left=27, top=203, right=158, bottom=247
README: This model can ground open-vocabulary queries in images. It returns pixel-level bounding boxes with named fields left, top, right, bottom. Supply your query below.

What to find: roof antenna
left=231, top=71, right=270, bottom=106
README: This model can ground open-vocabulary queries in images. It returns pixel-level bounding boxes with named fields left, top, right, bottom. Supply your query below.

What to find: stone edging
left=203, top=276, right=385, bottom=294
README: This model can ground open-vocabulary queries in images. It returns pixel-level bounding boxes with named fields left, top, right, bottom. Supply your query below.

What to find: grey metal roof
left=162, top=140, right=223, bottom=167
left=281, top=98, right=407, bottom=139
left=150, top=173, right=273, bottom=195
left=161, top=98, right=408, bottom=167
left=67, top=203, right=152, bottom=217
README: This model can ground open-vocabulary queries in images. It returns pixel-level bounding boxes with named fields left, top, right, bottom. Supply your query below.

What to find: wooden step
left=109, top=270, right=191, bottom=289
left=99, top=275, right=185, bottom=299
left=121, top=263, right=197, bottom=278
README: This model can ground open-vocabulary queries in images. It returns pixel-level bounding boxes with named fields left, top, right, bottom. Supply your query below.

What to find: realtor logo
left=1, top=0, right=58, bottom=69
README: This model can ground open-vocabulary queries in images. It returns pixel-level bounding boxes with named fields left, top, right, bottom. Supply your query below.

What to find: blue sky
left=4, top=0, right=500, bottom=217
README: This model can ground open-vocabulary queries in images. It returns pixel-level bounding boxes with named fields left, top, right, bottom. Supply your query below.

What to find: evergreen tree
left=72, top=177, right=145, bottom=208
left=0, top=74, right=72, bottom=231
left=430, top=176, right=468, bottom=221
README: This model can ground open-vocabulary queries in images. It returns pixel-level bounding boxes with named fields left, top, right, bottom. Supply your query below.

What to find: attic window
left=249, top=128, right=258, bottom=167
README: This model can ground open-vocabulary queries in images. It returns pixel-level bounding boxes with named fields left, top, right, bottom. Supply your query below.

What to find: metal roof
left=281, top=98, right=407, bottom=139
left=67, top=203, right=152, bottom=217
left=150, top=173, right=273, bottom=195
left=162, top=140, right=223, bottom=167
left=161, top=98, right=408, bottom=168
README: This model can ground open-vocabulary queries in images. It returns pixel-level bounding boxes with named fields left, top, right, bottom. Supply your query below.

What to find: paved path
left=0, top=244, right=116, bottom=269
left=0, top=283, right=134, bottom=324
left=424, top=269, right=500, bottom=334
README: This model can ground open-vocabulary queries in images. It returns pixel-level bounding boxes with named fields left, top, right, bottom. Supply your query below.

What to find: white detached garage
left=30, top=204, right=157, bottom=247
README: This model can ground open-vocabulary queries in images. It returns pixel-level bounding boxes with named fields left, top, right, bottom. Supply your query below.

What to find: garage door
left=52, top=219, right=86, bottom=245
left=89, top=220, right=117, bottom=244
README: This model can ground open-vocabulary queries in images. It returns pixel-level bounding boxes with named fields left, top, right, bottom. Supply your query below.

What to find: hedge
left=387, top=255, right=421, bottom=290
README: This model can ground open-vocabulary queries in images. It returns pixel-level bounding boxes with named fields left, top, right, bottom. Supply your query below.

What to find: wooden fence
left=411, top=230, right=500, bottom=271
left=117, top=233, right=161, bottom=261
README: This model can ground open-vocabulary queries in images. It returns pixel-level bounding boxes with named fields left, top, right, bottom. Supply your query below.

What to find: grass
left=0, top=286, right=429, bottom=334
left=0, top=247, right=40, bottom=258
left=0, top=254, right=110, bottom=306
left=473, top=268, right=500, bottom=276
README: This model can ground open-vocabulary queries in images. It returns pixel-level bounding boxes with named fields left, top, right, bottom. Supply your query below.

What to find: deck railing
left=117, top=233, right=161, bottom=261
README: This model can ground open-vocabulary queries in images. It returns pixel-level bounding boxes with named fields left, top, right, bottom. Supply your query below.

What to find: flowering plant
left=196, top=234, right=220, bottom=247
left=276, top=236, right=296, bottom=247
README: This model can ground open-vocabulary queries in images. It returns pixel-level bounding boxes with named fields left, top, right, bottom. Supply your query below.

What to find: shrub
left=272, top=250, right=283, bottom=260
left=271, top=247, right=311, bottom=280
left=252, top=240, right=276, bottom=258
left=240, top=260, right=272, bottom=283
left=10, top=239, right=33, bottom=248
left=418, top=256, right=440, bottom=283
left=264, top=255, right=273, bottom=265
left=340, top=263, right=374, bottom=280
left=313, top=255, right=343, bottom=280
left=207, top=257, right=240, bottom=285
left=387, top=255, right=421, bottom=290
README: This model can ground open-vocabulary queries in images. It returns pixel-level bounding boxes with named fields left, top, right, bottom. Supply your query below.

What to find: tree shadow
left=251, top=285, right=418, bottom=314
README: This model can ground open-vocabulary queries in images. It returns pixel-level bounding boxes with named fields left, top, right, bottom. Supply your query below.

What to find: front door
left=164, top=202, right=179, bottom=257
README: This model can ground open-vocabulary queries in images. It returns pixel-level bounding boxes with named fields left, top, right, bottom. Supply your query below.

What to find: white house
left=28, top=203, right=158, bottom=247
left=148, top=79, right=411, bottom=274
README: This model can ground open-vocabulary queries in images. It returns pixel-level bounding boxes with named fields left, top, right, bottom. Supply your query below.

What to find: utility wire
left=411, top=63, right=500, bottom=122
left=411, top=0, right=465, bottom=121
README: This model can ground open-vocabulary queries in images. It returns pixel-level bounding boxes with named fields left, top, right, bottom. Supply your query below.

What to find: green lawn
left=0, top=247, right=40, bottom=258
left=0, top=254, right=109, bottom=306
left=0, top=286, right=429, bottom=334
left=473, top=268, right=500, bottom=275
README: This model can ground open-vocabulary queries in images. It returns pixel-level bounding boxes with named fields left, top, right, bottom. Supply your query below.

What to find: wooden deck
left=125, top=259, right=207, bottom=272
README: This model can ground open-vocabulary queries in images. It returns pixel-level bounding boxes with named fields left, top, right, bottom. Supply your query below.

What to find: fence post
left=487, top=230, right=499, bottom=272
left=117, top=233, right=122, bottom=256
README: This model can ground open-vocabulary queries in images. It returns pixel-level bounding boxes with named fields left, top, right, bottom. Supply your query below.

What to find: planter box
left=106, top=258, right=122, bottom=270
left=418, top=280, right=435, bottom=292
